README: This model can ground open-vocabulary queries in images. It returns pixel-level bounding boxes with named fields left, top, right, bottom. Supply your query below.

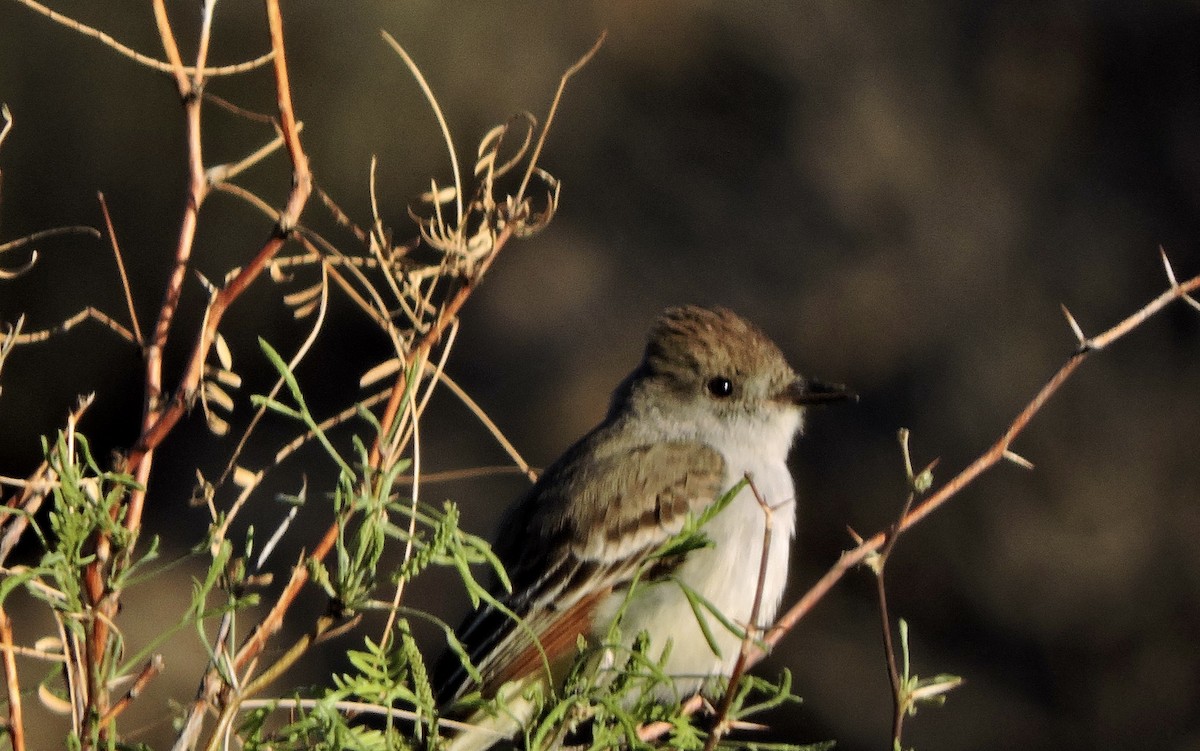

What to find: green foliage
left=894, top=619, right=963, bottom=725
left=0, top=345, right=831, bottom=751
left=35, top=431, right=143, bottom=610
left=470, top=477, right=818, bottom=751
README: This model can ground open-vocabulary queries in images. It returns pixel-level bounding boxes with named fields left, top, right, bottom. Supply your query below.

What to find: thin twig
left=75, top=2, right=211, bottom=735
left=128, top=0, right=312, bottom=472
left=0, top=226, right=101, bottom=255
left=127, top=0, right=313, bottom=479
left=398, top=465, right=531, bottom=485
left=96, top=193, right=143, bottom=346
left=238, top=697, right=509, bottom=738
left=11, top=0, right=275, bottom=76
left=516, top=31, right=606, bottom=204
left=267, top=390, right=391, bottom=469
left=437, top=372, right=538, bottom=482
left=51, top=610, right=83, bottom=734
left=366, top=156, right=410, bottom=315
left=702, top=474, right=774, bottom=751
left=164, top=3, right=313, bottom=742
left=382, top=321, right=462, bottom=644
left=5, top=307, right=136, bottom=345
left=127, top=0, right=213, bottom=542
left=0, top=637, right=68, bottom=663
left=0, top=606, right=25, bottom=751
left=209, top=263, right=329, bottom=541
left=207, top=122, right=303, bottom=185
left=97, top=655, right=163, bottom=727
left=870, top=430, right=928, bottom=746
left=381, top=31, right=463, bottom=224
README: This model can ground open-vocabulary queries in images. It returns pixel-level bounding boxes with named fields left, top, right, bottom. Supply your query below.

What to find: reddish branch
left=173, top=19, right=598, bottom=748
left=368, top=225, right=514, bottom=468
left=633, top=261, right=1200, bottom=746
left=232, top=221, right=515, bottom=677
left=759, top=264, right=1200, bottom=659
left=68, top=0, right=310, bottom=740
left=126, top=6, right=305, bottom=487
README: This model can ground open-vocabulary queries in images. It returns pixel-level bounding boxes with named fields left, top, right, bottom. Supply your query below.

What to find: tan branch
left=0, top=606, right=24, bottom=751
left=12, top=0, right=274, bottom=76
left=5, top=307, right=136, bottom=346
left=96, top=193, right=143, bottom=346
left=0, top=226, right=100, bottom=255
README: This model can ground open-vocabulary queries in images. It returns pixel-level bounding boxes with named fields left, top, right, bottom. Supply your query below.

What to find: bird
left=436, top=305, right=850, bottom=750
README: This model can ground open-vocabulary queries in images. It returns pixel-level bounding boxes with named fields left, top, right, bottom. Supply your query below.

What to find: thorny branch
left=760, top=253, right=1200, bottom=659
left=631, top=254, right=1200, bottom=746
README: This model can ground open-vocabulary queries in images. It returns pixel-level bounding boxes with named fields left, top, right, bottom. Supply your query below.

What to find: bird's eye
left=706, top=376, right=734, bottom=398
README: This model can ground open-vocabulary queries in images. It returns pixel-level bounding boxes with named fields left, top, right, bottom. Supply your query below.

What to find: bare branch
left=207, top=123, right=303, bottom=185
left=381, top=31, right=464, bottom=224
left=12, top=0, right=274, bottom=76
left=437, top=372, right=538, bottom=483
left=1060, top=304, right=1087, bottom=348
left=96, top=193, right=143, bottom=346
left=0, top=606, right=25, bottom=751
left=759, top=266, right=1200, bottom=663
left=1162, top=247, right=1200, bottom=313
left=516, top=31, right=606, bottom=203
left=97, top=655, right=163, bottom=728
left=0, top=225, right=101, bottom=255
left=4, top=307, right=137, bottom=346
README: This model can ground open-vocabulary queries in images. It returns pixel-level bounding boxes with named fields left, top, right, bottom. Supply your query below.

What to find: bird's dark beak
left=782, top=378, right=856, bottom=406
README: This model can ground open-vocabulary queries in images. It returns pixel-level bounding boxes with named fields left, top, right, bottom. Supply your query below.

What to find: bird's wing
left=440, top=436, right=726, bottom=705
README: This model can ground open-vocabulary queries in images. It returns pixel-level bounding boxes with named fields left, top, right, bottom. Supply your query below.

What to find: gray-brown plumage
left=437, top=306, right=850, bottom=750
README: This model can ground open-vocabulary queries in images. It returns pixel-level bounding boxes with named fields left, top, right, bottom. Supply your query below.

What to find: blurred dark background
left=1, top=3, right=1198, bottom=750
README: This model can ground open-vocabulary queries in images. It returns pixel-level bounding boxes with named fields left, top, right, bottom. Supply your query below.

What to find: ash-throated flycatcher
left=438, top=305, right=850, bottom=750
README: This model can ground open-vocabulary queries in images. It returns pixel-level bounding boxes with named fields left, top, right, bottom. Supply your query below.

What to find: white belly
left=592, top=458, right=797, bottom=696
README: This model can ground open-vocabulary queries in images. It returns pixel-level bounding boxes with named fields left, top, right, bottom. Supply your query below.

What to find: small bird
left=438, top=305, right=850, bottom=750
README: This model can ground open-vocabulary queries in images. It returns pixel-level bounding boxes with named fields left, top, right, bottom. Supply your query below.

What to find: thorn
left=193, top=269, right=217, bottom=295
left=1003, top=449, right=1035, bottom=470
left=847, top=525, right=864, bottom=545
left=1183, top=294, right=1200, bottom=313
left=908, top=674, right=966, bottom=702
left=1160, top=246, right=1179, bottom=288
left=727, top=719, right=770, bottom=732
left=1060, top=304, right=1088, bottom=348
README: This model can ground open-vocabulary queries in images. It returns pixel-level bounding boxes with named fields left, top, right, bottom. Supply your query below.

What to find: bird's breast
left=591, top=451, right=797, bottom=694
